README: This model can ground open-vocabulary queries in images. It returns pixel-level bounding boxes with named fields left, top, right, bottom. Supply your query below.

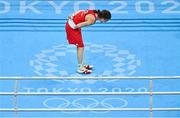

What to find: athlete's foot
left=84, top=64, right=93, bottom=70
left=77, top=67, right=92, bottom=74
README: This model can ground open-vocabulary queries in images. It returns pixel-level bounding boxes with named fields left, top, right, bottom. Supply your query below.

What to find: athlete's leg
left=82, top=48, right=93, bottom=70
left=76, top=47, right=92, bottom=74
left=77, top=47, right=84, bottom=66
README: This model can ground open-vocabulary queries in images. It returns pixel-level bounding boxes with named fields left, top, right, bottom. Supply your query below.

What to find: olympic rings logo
left=43, top=97, right=128, bottom=114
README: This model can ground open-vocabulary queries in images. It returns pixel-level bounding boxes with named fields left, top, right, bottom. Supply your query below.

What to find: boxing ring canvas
left=0, top=0, right=180, bottom=118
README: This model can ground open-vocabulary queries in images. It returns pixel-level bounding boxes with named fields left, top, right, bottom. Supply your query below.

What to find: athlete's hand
left=68, top=15, right=73, bottom=19
left=74, top=25, right=79, bottom=29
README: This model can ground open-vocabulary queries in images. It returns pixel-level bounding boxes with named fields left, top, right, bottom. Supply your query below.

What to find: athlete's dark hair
left=93, top=9, right=111, bottom=20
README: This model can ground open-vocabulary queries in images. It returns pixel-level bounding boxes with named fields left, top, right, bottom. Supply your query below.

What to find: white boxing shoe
left=83, top=64, right=93, bottom=70
left=77, top=67, right=92, bottom=74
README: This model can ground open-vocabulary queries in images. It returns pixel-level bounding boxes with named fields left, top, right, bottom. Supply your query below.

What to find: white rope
left=0, top=76, right=179, bottom=114
left=1, top=108, right=180, bottom=112
left=1, top=91, right=180, bottom=95
left=0, top=76, right=180, bottom=80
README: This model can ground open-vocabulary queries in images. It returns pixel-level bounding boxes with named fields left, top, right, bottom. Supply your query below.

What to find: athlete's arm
left=75, top=14, right=95, bottom=29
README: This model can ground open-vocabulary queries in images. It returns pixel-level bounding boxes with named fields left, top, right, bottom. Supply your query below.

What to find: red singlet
left=65, top=10, right=97, bottom=48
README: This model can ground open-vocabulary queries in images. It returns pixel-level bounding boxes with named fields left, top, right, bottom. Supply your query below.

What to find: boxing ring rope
left=0, top=76, right=180, bottom=118
left=1, top=92, right=180, bottom=95
left=0, top=76, right=180, bottom=80
left=1, top=108, right=180, bottom=112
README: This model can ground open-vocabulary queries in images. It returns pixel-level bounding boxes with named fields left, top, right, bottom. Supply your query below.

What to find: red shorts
left=65, top=22, right=84, bottom=48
